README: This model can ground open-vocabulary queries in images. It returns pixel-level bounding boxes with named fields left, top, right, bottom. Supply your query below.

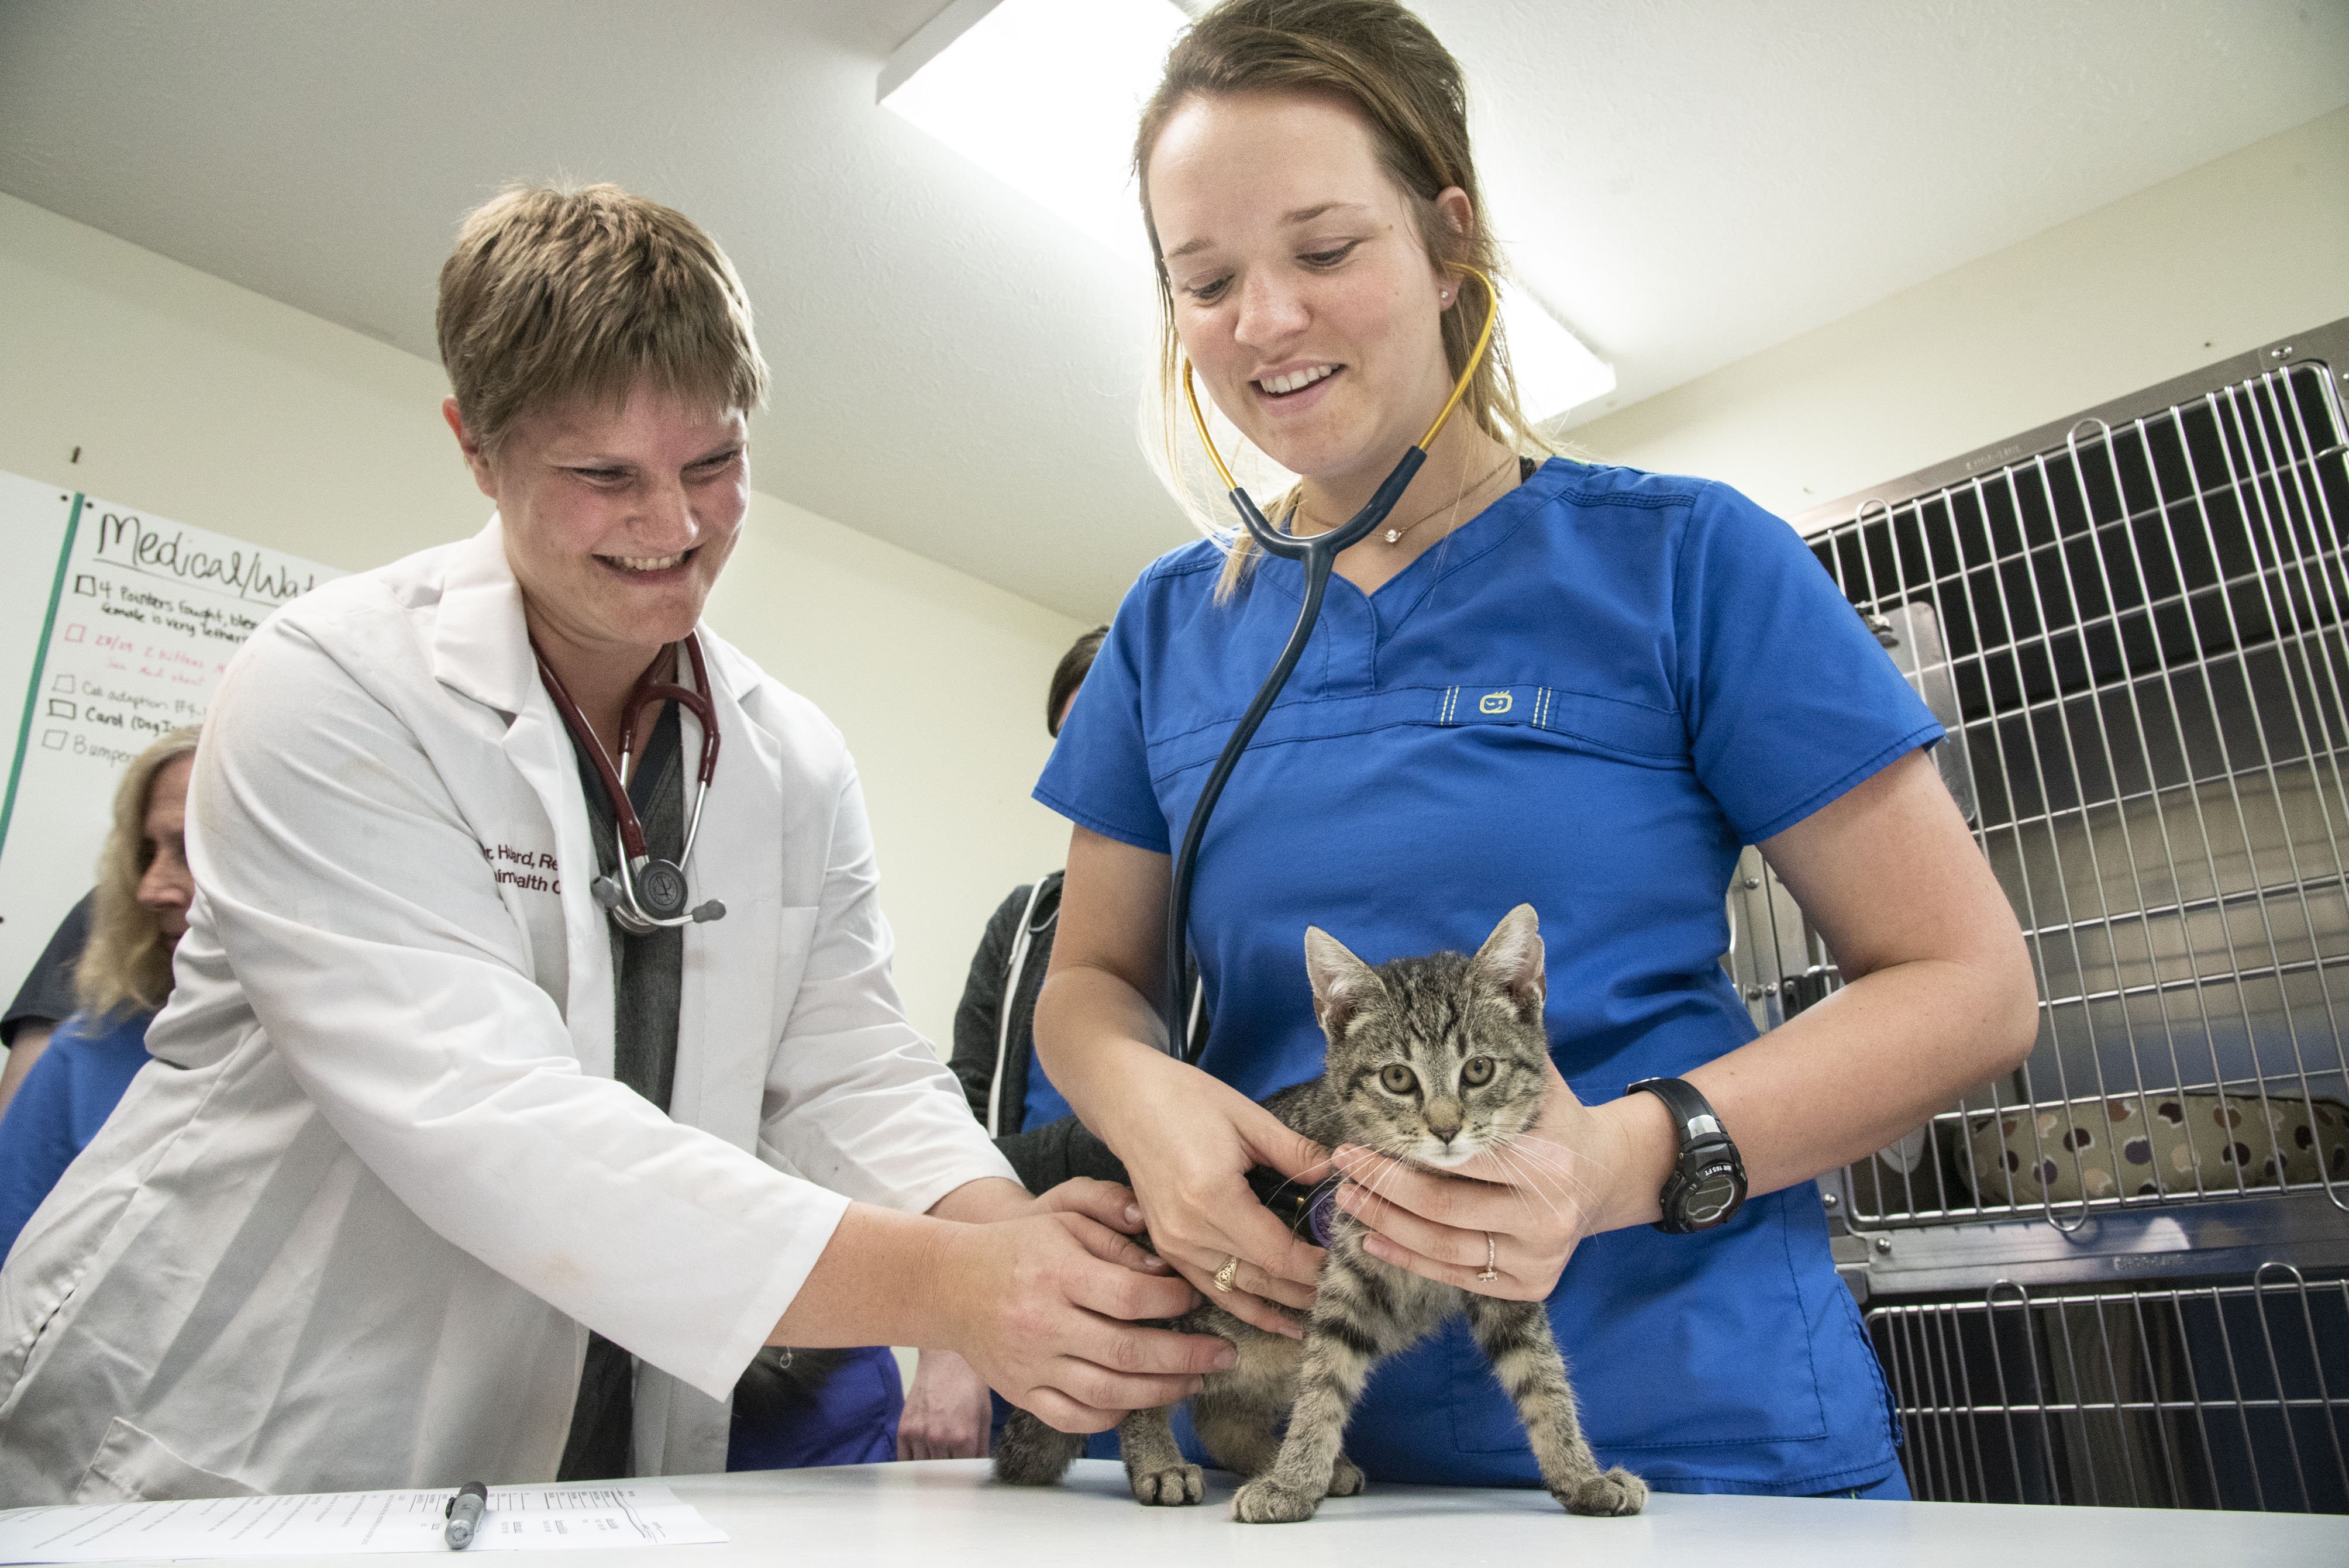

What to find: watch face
left=1682, top=1163, right=1742, bottom=1227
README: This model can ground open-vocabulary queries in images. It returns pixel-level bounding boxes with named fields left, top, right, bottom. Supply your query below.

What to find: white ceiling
left=2, top=1, right=2344, bottom=621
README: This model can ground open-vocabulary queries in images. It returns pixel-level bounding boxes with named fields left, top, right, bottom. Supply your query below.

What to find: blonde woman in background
left=0, top=727, right=199, bottom=1257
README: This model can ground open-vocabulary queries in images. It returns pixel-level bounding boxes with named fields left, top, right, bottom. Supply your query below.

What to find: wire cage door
left=1869, top=1266, right=2347, bottom=1511
left=1730, top=337, right=2349, bottom=1232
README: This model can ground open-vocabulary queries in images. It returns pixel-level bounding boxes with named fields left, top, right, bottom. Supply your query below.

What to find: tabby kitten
left=995, top=904, right=1646, bottom=1524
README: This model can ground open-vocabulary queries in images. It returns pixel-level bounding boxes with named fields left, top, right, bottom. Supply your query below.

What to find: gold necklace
left=1297, top=450, right=1518, bottom=547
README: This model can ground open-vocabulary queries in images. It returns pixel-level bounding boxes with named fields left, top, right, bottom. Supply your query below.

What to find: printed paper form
left=0, top=1484, right=726, bottom=1563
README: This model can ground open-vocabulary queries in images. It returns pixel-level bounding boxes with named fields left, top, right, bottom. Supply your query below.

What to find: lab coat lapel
left=632, top=635, right=783, bottom=1479
left=668, top=633, right=783, bottom=1153
left=429, top=516, right=616, bottom=1078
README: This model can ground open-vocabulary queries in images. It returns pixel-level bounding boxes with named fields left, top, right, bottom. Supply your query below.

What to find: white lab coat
left=0, top=519, right=1015, bottom=1505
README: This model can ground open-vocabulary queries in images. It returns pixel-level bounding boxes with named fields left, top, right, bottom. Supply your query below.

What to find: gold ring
left=1214, top=1255, right=1240, bottom=1293
left=1475, top=1232, right=1499, bottom=1284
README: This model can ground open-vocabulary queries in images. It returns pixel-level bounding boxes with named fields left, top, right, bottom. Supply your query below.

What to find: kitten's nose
left=1426, top=1098, right=1464, bottom=1143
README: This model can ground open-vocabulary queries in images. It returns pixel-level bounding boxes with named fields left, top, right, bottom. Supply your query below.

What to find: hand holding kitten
left=1327, top=1054, right=1618, bottom=1298
left=1096, top=1052, right=1331, bottom=1338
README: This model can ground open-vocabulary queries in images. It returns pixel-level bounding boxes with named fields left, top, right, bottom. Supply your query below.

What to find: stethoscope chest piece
left=593, top=856, right=720, bottom=933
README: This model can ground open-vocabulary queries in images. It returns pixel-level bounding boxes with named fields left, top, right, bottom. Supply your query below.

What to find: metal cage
left=1730, top=319, right=2349, bottom=1510
left=1869, top=1265, right=2346, bottom=1511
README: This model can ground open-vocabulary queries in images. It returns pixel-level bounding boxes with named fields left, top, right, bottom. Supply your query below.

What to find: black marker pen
left=443, top=1481, right=488, bottom=1550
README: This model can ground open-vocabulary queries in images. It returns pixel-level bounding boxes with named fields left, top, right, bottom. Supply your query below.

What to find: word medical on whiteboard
left=85, top=505, right=323, bottom=605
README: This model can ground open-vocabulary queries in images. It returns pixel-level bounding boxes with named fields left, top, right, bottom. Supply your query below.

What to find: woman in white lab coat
left=0, top=185, right=1228, bottom=1505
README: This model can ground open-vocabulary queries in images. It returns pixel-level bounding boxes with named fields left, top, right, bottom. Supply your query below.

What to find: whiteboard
left=0, top=475, right=342, bottom=997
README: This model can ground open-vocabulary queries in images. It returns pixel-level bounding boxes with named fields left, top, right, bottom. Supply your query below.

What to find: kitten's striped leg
left=1230, top=1313, right=1380, bottom=1523
left=1465, top=1295, right=1646, bottom=1516
left=1117, top=1406, right=1203, bottom=1505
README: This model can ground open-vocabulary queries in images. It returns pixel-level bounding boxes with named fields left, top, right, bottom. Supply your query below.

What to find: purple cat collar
left=1306, top=1184, right=1339, bottom=1249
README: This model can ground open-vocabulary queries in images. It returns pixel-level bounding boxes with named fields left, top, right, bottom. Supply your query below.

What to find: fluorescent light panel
left=881, top=0, right=1613, bottom=421
left=881, top=0, right=1182, bottom=264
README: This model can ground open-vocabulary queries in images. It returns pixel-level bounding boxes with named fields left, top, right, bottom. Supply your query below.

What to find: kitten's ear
left=1471, top=904, right=1547, bottom=1023
left=1303, top=926, right=1380, bottom=1040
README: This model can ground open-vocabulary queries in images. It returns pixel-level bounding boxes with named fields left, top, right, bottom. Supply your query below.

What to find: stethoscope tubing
left=531, top=630, right=722, bottom=931
left=1161, top=450, right=1424, bottom=1056
left=1161, top=266, right=1499, bottom=1063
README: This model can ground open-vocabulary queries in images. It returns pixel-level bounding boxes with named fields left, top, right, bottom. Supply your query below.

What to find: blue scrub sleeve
left=0, top=1040, right=89, bottom=1259
left=1035, top=595, right=1171, bottom=853
left=1674, top=484, right=1942, bottom=843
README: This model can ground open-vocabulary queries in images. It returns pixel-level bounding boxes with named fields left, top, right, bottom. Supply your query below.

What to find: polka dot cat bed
left=1967, top=1091, right=2349, bottom=1206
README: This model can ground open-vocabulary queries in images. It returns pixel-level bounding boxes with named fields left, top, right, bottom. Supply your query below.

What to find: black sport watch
left=1627, top=1077, right=1747, bottom=1233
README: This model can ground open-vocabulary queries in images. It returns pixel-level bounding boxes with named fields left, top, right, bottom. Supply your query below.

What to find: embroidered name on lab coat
left=480, top=841, right=561, bottom=895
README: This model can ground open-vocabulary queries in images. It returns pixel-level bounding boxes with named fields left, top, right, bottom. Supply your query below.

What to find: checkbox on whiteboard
left=40, top=731, right=66, bottom=750
left=63, top=625, right=85, bottom=643
left=73, top=574, right=96, bottom=597
left=51, top=674, right=73, bottom=692
left=46, top=700, right=75, bottom=720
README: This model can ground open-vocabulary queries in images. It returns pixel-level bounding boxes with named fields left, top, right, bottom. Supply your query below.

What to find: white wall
left=1569, top=106, right=2349, bottom=526
left=0, top=189, right=1084, bottom=1051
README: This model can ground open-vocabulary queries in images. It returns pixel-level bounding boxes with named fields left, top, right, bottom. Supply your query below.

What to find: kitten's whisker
left=1483, top=1148, right=1548, bottom=1229
left=1501, top=1139, right=1613, bottom=1190
left=1490, top=1139, right=1608, bottom=1212
left=1507, top=1135, right=1610, bottom=1174
left=1488, top=1146, right=1565, bottom=1224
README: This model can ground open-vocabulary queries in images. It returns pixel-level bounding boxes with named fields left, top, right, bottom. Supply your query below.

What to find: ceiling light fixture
left=880, top=0, right=1184, bottom=265
left=881, top=0, right=1614, bottom=421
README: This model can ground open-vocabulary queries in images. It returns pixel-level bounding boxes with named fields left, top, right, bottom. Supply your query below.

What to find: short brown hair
left=1048, top=625, right=1111, bottom=736
left=77, top=726, right=201, bottom=1021
left=1133, top=1, right=1549, bottom=597
left=436, top=183, right=770, bottom=454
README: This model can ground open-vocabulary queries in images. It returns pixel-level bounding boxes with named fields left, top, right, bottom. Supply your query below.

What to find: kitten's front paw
left=1231, top=1477, right=1324, bottom=1524
left=1128, top=1463, right=1204, bottom=1506
left=1559, top=1467, right=1647, bottom=1517
left=1326, top=1453, right=1365, bottom=1497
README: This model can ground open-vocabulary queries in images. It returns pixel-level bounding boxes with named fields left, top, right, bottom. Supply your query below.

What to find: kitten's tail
left=993, top=1408, right=1087, bottom=1486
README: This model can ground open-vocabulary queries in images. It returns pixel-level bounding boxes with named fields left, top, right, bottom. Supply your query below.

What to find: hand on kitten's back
left=1026, top=1176, right=1152, bottom=1235
left=1106, top=1060, right=1333, bottom=1338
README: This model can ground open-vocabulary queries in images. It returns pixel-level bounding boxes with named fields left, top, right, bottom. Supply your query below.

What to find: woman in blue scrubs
left=1032, top=0, right=2040, bottom=1498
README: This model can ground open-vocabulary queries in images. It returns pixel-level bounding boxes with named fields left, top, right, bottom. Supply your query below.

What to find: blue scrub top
left=1036, top=459, right=1940, bottom=1495
left=0, top=1007, right=154, bottom=1261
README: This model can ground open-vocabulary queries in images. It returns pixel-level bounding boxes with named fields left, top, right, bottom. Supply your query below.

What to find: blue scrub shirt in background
left=0, top=1008, right=154, bottom=1260
left=1036, top=459, right=1940, bottom=1495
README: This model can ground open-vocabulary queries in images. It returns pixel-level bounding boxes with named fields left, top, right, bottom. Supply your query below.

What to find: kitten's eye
left=1461, top=1056, right=1495, bottom=1087
left=1379, top=1064, right=1418, bottom=1096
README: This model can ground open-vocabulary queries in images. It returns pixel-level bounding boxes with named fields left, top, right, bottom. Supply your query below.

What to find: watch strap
left=1626, top=1075, right=1721, bottom=1140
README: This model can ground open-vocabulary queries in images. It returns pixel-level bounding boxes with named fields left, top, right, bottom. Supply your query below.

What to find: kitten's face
left=1304, top=905, right=1551, bottom=1169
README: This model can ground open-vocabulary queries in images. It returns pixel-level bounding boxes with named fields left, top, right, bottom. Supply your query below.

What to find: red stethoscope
left=531, top=632, right=726, bottom=933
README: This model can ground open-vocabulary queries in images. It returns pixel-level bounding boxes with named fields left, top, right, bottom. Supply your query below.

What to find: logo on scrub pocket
left=1479, top=690, right=1513, bottom=715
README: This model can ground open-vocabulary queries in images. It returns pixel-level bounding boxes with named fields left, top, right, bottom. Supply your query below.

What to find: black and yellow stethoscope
left=1162, top=265, right=1501, bottom=1060
left=533, top=632, right=728, bottom=933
